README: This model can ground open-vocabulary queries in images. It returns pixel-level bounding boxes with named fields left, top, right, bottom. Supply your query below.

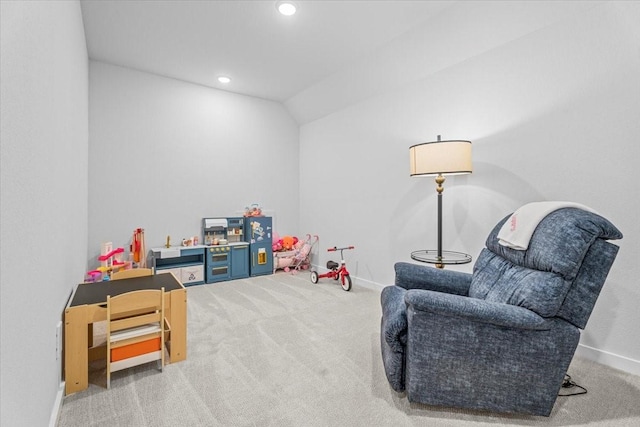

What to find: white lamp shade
left=410, top=139, right=472, bottom=177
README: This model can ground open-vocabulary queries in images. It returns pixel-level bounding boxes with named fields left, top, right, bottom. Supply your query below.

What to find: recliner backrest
left=469, top=208, right=622, bottom=327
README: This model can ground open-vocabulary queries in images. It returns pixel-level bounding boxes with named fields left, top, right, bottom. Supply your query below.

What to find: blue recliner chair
left=380, top=208, right=622, bottom=416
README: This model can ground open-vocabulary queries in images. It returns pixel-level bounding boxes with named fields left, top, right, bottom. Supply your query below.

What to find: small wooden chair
left=111, top=268, right=153, bottom=281
left=106, top=288, right=165, bottom=388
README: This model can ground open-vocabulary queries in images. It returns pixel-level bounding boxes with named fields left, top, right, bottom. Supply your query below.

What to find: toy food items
left=244, top=203, right=263, bottom=217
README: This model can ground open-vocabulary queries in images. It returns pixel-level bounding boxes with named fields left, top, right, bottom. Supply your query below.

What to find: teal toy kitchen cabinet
left=230, top=244, right=249, bottom=279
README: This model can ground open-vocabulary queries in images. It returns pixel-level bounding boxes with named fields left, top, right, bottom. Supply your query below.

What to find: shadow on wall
left=389, top=158, right=621, bottom=354
left=579, top=274, right=623, bottom=351
left=390, top=160, right=545, bottom=264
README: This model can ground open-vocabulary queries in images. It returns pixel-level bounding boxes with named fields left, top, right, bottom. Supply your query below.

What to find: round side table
left=410, top=250, right=472, bottom=269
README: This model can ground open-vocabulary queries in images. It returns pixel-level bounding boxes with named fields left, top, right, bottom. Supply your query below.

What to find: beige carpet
left=57, top=272, right=640, bottom=426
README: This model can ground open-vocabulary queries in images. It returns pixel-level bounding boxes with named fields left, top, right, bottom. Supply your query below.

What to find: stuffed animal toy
left=281, top=235, right=298, bottom=251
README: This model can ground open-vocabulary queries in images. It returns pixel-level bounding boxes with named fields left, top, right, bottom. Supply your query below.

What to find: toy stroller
left=275, top=234, right=318, bottom=273
left=290, top=234, right=318, bottom=272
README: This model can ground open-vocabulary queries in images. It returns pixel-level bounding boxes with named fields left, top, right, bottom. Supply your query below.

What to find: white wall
left=88, top=62, right=299, bottom=267
left=299, top=1, right=640, bottom=373
left=0, top=1, right=88, bottom=426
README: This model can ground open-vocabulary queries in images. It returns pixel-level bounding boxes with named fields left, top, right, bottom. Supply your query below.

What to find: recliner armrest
left=395, top=262, right=471, bottom=295
left=405, top=289, right=549, bottom=330
left=381, top=286, right=408, bottom=351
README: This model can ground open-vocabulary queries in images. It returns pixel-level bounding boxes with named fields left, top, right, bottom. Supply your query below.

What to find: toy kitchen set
left=151, top=217, right=274, bottom=286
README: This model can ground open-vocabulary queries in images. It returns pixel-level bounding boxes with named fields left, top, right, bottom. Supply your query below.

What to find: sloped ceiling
left=80, top=0, right=601, bottom=124
left=81, top=0, right=450, bottom=119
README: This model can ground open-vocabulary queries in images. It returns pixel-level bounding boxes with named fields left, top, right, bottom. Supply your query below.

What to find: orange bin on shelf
left=110, top=337, right=161, bottom=362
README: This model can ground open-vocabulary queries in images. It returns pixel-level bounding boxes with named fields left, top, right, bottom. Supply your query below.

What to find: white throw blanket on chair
left=497, top=201, right=598, bottom=250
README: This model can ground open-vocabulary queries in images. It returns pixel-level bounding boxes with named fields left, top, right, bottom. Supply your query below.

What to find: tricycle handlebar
left=327, top=246, right=355, bottom=252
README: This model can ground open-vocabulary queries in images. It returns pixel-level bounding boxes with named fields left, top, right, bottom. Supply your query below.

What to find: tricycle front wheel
left=341, top=274, right=352, bottom=291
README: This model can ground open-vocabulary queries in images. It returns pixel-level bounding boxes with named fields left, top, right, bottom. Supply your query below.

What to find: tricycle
left=310, top=245, right=355, bottom=291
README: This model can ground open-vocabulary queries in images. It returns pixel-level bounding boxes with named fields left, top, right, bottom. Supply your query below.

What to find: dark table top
left=69, top=274, right=183, bottom=307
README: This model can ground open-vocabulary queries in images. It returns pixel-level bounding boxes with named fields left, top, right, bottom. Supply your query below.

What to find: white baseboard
left=352, top=276, right=384, bottom=292
left=575, top=344, right=640, bottom=377
left=49, top=381, right=65, bottom=427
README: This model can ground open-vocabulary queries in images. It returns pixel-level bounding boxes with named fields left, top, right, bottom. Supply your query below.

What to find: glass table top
left=410, top=250, right=472, bottom=265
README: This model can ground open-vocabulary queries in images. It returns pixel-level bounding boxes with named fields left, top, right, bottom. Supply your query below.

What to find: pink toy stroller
left=274, top=234, right=318, bottom=273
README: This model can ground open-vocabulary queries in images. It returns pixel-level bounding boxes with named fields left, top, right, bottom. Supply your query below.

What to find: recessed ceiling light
left=217, top=76, right=231, bottom=84
left=277, top=1, right=297, bottom=16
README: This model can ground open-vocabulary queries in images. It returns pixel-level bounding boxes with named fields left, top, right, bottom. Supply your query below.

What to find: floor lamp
left=409, top=135, right=472, bottom=268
